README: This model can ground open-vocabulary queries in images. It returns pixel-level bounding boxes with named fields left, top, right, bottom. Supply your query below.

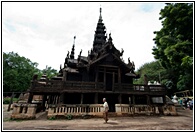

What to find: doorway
left=106, top=73, right=113, bottom=91
left=98, top=93, right=118, bottom=112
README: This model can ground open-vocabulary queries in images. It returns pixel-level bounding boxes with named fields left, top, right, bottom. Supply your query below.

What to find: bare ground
left=2, top=105, right=194, bottom=131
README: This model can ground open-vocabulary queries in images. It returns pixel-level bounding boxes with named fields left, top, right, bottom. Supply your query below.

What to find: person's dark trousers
left=103, top=112, right=108, bottom=123
left=190, top=105, right=193, bottom=110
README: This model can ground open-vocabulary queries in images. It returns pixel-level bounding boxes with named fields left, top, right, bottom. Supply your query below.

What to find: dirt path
left=2, top=105, right=193, bottom=130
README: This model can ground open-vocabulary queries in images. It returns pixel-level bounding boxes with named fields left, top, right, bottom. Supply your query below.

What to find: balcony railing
left=31, top=81, right=104, bottom=92
left=31, top=80, right=166, bottom=94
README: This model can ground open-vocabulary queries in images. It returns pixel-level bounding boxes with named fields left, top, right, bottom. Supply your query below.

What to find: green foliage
left=3, top=52, right=40, bottom=92
left=9, top=118, right=23, bottom=122
left=66, top=114, right=73, bottom=120
left=3, top=118, right=12, bottom=122
left=42, top=66, right=58, bottom=79
left=48, top=116, right=56, bottom=120
left=3, top=52, right=58, bottom=93
left=3, top=97, right=18, bottom=104
left=134, top=61, right=168, bottom=85
left=152, top=3, right=193, bottom=91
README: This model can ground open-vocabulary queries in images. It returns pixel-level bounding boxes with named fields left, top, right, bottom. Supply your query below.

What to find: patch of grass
left=3, top=118, right=12, bottom=122
left=3, top=97, right=18, bottom=104
left=48, top=116, right=56, bottom=120
left=66, top=114, right=73, bottom=120
left=9, top=118, right=23, bottom=122
left=15, top=119, right=23, bottom=122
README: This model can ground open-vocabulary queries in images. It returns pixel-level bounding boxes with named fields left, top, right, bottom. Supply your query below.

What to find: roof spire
left=100, top=6, right=102, bottom=16
left=98, top=7, right=102, bottom=23
left=70, top=36, right=76, bottom=59
left=73, top=36, right=76, bottom=45
left=108, top=33, right=113, bottom=42
left=93, top=7, right=107, bottom=51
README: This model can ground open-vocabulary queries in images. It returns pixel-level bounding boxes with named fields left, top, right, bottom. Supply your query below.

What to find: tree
left=41, top=65, right=58, bottom=79
left=3, top=52, right=40, bottom=92
left=152, top=3, right=193, bottom=92
left=134, top=61, right=168, bottom=85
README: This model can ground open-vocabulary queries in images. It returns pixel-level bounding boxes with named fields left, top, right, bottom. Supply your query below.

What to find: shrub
left=48, top=116, right=56, bottom=120
left=66, top=114, right=73, bottom=120
left=3, top=97, right=18, bottom=104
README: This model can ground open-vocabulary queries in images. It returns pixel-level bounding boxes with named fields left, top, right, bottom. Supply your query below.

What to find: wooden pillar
left=163, top=96, right=166, bottom=104
left=129, top=96, right=131, bottom=105
left=118, top=68, right=121, bottom=90
left=51, top=95, right=54, bottom=104
left=52, top=96, right=56, bottom=104
left=63, top=70, right=67, bottom=81
left=118, top=68, right=121, bottom=83
left=80, top=93, right=83, bottom=104
left=132, top=95, right=135, bottom=105
left=112, top=72, right=115, bottom=92
left=147, top=95, right=150, bottom=105
left=94, top=93, right=98, bottom=104
left=27, top=93, right=33, bottom=104
left=95, top=67, right=99, bottom=82
left=49, top=95, right=52, bottom=104
left=53, top=95, right=56, bottom=104
left=55, top=95, right=58, bottom=105
left=57, top=94, right=60, bottom=104
left=104, top=67, right=106, bottom=91
left=42, top=95, right=47, bottom=111
left=59, top=93, right=64, bottom=104
left=95, top=67, right=99, bottom=89
left=50, top=95, right=53, bottom=104
left=56, top=95, right=59, bottom=104
left=118, top=94, right=122, bottom=104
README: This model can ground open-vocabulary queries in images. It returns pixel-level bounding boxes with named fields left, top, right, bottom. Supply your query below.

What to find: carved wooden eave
left=64, top=67, right=79, bottom=73
left=98, top=42, right=120, bottom=56
left=67, top=58, right=78, bottom=64
left=87, top=52, right=131, bottom=73
left=112, top=54, right=131, bottom=72
left=88, top=53, right=109, bottom=67
left=79, top=56, right=88, bottom=63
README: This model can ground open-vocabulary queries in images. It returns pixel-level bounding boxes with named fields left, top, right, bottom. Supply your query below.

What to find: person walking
left=182, top=98, right=187, bottom=109
left=103, top=98, right=109, bottom=123
left=189, top=99, right=193, bottom=110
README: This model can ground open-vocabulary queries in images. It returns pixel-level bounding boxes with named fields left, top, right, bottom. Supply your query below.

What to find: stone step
left=36, top=111, right=48, bottom=120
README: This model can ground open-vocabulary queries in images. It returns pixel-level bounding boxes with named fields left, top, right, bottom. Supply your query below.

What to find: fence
left=115, top=104, right=159, bottom=115
left=48, top=104, right=104, bottom=118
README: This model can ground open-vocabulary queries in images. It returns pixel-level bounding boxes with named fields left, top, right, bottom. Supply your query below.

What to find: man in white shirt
left=103, top=98, right=109, bottom=123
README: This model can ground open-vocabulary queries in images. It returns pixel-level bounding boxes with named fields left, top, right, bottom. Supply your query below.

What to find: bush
left=48, top=116, right=56, bottom=120
left=66, top=114, right=73, bottom=120
left=3, top=97, right=18, bottom=104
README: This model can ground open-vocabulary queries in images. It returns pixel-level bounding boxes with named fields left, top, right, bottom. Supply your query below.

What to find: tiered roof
left=59, top=8, right=136, bottom=76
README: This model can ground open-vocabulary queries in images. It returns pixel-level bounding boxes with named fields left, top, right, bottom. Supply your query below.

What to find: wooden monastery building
left=11, top=8, right=177, bottom=119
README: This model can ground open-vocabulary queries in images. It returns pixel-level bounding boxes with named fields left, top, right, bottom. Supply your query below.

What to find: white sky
left=2, top=2, right=166, bottom=71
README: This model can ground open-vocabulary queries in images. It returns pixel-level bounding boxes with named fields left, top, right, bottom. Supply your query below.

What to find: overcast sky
left=2, top=2, right=166, bottom=71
